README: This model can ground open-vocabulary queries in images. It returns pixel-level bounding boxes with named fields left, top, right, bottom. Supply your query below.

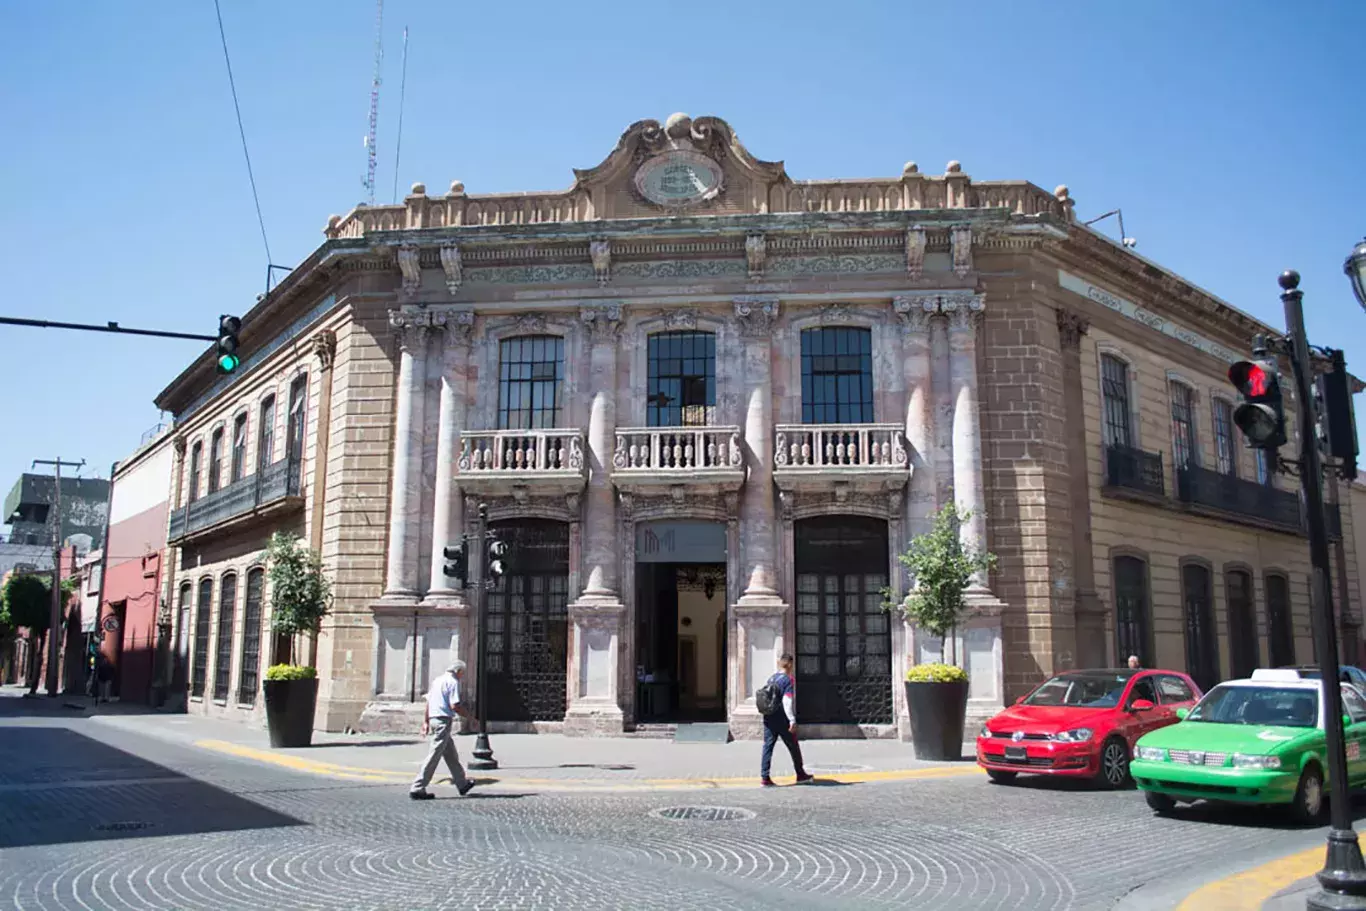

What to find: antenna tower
left=362, top=0, right=384, bottom=205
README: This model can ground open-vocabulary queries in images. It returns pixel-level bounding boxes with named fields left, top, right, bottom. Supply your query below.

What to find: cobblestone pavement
left=0, top=694, right=1342, bottom=910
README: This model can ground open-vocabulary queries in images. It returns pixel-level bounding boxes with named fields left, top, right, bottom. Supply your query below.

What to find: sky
left=2, top=0, right=1363, bottom=510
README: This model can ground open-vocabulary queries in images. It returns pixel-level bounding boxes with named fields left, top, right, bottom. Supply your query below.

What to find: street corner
left=1112, top=839, right=1340, bottom=911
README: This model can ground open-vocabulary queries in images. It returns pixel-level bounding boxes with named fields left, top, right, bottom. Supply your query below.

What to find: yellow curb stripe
left=1175, top=843, right=1336, bottom=911
left=193, top=738, right=984, bottom=790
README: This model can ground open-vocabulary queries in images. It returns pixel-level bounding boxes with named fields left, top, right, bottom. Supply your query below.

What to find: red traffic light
left=1229, top=360, right=1273, bottom=397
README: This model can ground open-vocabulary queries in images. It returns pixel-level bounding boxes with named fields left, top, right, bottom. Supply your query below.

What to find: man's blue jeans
left=761, top=714, right=807, bottom=779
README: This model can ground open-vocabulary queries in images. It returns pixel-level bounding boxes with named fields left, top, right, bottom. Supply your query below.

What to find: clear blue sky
left=2, top=0, right=1362, bottom=506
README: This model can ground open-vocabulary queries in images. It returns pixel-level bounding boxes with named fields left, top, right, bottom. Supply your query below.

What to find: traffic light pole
left=1279, top=272, right=1366, bottom=911
left=469, top=503, right=497, bottom=771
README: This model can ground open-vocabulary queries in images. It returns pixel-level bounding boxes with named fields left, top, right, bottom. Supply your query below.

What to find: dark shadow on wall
left=0, top=725, right=304, bottom=849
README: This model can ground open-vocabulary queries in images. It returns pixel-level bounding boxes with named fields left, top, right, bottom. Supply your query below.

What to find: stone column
left=426, top=310, right=474, bottom=602
left=564, top=304, right=626, bottom=735
left=381, top=309, right=430, bottom=602
left=943, top=293, right=990, bottom=590
left=895, top=294, right=939, bottom=539
left=729, top=297, right=788, bottom=739
left=1058, top=308, right=1103, bottom=668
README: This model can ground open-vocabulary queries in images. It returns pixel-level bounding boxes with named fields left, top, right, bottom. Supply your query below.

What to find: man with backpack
left=755, top=653, right=813, bottom=787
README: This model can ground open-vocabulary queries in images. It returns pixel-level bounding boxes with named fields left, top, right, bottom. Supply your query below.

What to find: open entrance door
left=635, top=562, right=727, bottom=723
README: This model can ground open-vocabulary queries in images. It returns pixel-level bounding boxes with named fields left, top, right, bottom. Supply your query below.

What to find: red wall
left=98, top=500, right=167, bottom=703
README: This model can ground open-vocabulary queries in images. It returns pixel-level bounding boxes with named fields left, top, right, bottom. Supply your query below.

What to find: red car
left=975, top=668, right=1202, bottom=788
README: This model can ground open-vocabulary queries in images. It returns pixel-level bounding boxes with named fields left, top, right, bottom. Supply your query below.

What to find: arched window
left=647, top=331, right=715, bottom=427
left=177, top=581, right=192, bottom=681
left=286, top=375, right=308, bottom=463
left=188, top=442, right=203, bottom=504
left=1182, top=561, right=1219, bottom=691
left=191, top=577, right=212, bottom=698
left=231, top=412, right=248, bottom=482
left=258, top=395, right=276, bottom=471
left=498, top=335, right=564, bottom=429
left=238, top=568, right=265, bottom=705
left=1266, top=573, right=1294, bottom=666
left=1225, top=569, right=1258, bottom=678
left=208, top=427, right=224, bottom=494
left=214, top=574, right=237, bottom=701
left=801, top=327, right=873, bottom=424
left=1113, top=555, right=1151, bottom=666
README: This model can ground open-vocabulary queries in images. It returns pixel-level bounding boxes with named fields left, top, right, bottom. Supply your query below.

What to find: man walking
left=759, top=654, right=813, bottom=787
left=410, top=659, right=476, bottom=800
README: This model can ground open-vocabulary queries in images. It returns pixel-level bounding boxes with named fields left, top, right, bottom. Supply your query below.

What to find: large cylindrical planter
left=905, top=679, right=970, bottom=761
left=263, top=677, right=319, bottom=748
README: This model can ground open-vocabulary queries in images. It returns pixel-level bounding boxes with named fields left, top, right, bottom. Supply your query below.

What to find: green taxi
left=1130, top=669, right=1366, bottom=822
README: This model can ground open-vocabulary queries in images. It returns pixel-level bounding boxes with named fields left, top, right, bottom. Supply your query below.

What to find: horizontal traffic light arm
left=0, top=316, right=217, bottom=342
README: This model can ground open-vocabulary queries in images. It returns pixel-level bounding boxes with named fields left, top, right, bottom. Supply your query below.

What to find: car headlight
left=978, top=724, right=991, bottom=739
left=1050, top=728, right=1093, bottom=743
left=1135, top=746, right=1167, bottom=762
left=1230, top=753, right=1282, bottom=770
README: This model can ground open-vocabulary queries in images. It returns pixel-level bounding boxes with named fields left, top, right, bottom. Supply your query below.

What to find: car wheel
left=1099, top=737, right=1132, bottom=789
left=1145, top=790, right=1177, bottom=814
left=987, top=770, right=1017, bottom=784
left=1290, top=764, right=1326, bottom=825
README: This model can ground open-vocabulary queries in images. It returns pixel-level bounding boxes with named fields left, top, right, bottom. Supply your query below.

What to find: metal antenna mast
left=362, top=0, right=384, bottom=205
left=391, top=25, right=410, bottom=204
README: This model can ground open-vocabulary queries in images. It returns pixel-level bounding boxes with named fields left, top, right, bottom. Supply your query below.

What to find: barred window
left=214, top=574, right=237, bottom=701
left=231, top=413, right=248, bottom=482
left=188, top=442, right=202, bottom=503
left=191, top=577, right=212, bottom=698
left=258, top=396, right=276, bottom=471
left=498, top=336, right=564, bottom=430
left=1266, top=573, right=1295, bottom=666
left=237, top=568, right=264, bottom=705
left=286, top=376, right=308, bottom=463
left=647, top=331, right=715, bottom=427
left=1256, top=448, right=1273, bottom=486
left=1100, top=356, right=1132, bottom=448
left=208, top=428, right=224, bottom=494
left=801, top=327, right=873, bottom=424
left=1213, top=399, right=1236, bottom=476
left=1169, top=382, right=1197, bottom=469
left=1113, top=555, right=1151, bottom=667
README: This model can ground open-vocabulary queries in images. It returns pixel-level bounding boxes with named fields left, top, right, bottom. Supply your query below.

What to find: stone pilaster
left=563, top=304, right=626, bottom=735
left=381, top=309, right=430, bottom=602
left=943, top=293, right=991, bottom=590
left=894, top=295, right=938, bottom=539
left=1058, top=308, right=1103, bottom=668
left=425, top=309, right=474, bottom=603
left=729, top=296, right=788, bottom=738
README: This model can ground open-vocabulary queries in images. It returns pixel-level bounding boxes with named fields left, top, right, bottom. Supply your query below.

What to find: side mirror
left=1130, top=699, right=1155, bottom=712
left=1175, top=707, right=1189, bottom=720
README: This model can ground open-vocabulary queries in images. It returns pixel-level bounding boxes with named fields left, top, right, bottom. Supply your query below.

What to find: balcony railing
left=1103, top=444, right=1166, bottom=499
left=1176, top=463, right=1302, bottom=532
left=168, top=458, right=302, bottom=542
left=614, top=427, right=743, bottom=472
left=456, top=430, right=586, bottom=496
left=774, top=424, right=909, bottom=471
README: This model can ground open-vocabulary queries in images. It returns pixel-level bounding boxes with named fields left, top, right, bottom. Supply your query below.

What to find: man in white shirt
left=410, top=659, right=476, bottom=800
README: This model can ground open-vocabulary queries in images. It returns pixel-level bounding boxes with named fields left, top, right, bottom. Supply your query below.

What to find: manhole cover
left=94, top=821, right=154, bottom=832
left=651, top=806, right=756, bottom=822
left=807, top=763, right=872, bottom=773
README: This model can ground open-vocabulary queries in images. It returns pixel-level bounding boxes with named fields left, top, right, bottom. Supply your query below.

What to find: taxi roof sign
left=1250, top=668, right=1307, bottom=682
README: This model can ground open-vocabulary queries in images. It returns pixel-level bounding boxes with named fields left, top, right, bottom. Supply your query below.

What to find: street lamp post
left=1346, top=238, right=1366, bottom=315
left=469, top=503, right=497, bottom=771
left=1279, top=272, right=1366, bottom=911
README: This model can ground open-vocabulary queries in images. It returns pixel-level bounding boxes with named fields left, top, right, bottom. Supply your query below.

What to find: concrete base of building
left=562, top=702, right=626, bottom=736
left=356, top=700, right=426, bottom=734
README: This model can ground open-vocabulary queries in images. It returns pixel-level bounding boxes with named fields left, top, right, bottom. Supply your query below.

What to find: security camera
left=1122, top=237, right=1137, bottom=248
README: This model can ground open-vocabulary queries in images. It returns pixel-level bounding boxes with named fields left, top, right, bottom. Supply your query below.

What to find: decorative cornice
left=439, top=243, right=462, bottom=295
left=397, top=244, right=422, bottom=298
left=311, top=329, right=337, bottom=368
left=590, top=238, right=611, bottom=286
left=1055, top=308, right=1089, bottom=351
left=580, top=303, right=622, bottom=343
left=733, top=296, right=778, bottom=339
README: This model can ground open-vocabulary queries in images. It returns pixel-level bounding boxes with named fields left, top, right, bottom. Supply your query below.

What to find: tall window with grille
left=231, top=413, right=248, bottom=482
left=214, top=574, right=237, bottom=701
left=191, top=577, right=212, bottom=698
left=647, top=331, right=715, bottom=426
left=286, top=376, right=308, bottom=463
left=1100, top=355, right=1133, bottom=448
left=258, top=395, right=276, bottom=471
left=1256, top=448, right=1274, bottom=486
left=498, top=336, right=564, bottom=429
left=237, top=568, right=264, bottom=705
left=1266, top=573, right=1295, bottom=666
left=1113, top=555, right=1151, bottom=666
left=208, top=428, right=224, bottom=494
left=188, top=442, right=202, bottom=503
left=1169, top=381, right=1197, bottom=469
left=800, top=327, right=873, bottom=424
left=1213, top=399, right=1237, bottom=476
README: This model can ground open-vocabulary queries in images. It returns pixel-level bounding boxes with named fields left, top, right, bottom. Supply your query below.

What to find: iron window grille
left=1256, top=448, right=1273, bottom=486
left=258, top=396, right=276, bottom=471
left=1213, top=399, right=1236, bottom=477
left=188, top=443, right=202, bottom=504
left=1169, top=382, right=1197, bottom=470
left=191, top=578, right=212, bottom=698
left=498, top=336, right=564, bottom=430
left=214, top=574, right=237, bottom=701
left=1113, top=555, right=1151, bottom=666
left=231, top=414, right=248, bottom=483
left=647, top=331, right=716, bottom=427
left=286, top=375, right=308, bottom=463
left=1181, top=562, right=1219, bottom=692
left=1225, top=570, right=1259, bottom=679
left=1100, top=355, right=1133, bottom=448
left=237, top=568, right=264, bottom=705
left=800, top=327, right=874, bottom=424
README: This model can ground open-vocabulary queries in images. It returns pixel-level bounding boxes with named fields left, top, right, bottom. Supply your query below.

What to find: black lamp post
left=1346, top=238, right=1366, bottom=315
left=469, top=503, right=498, bottom=771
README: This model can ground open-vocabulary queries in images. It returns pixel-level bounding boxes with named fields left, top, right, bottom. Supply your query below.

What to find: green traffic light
left=218, top=353, right=241, bottom=373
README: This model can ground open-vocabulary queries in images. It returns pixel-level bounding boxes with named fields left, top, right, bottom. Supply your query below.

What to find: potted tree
left=262, top=532, right=332, bottom=748
left=887, top=502, right=996, bottom=761
left=3, top=573, right=53, bottom=697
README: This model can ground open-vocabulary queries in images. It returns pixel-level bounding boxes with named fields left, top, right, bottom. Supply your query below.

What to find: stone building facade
left=153, top=113, right=1361, bottom=737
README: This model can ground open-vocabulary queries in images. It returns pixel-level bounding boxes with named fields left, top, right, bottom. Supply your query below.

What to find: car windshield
left=1022, top=673, right=1130, bottom=708
left=1187, top=685, right=1318, bottom=728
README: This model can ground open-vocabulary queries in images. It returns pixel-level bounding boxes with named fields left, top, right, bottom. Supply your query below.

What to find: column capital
left=1056, top=307, right=1090, bottom=351
left=893, top=294, right=939, bottom=333
left=432, top=307, right=475, bottom=348
left=732, top=296, right=779, bottom=339
left=942, top=293, right=985, bottom=331
left=579, top=303, right=622, bottom=343
left=389, top=307, right=432, bottom=352
left=312, top=329, right=337, bottom=368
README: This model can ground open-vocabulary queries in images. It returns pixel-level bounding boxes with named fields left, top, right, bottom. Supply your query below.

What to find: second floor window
left=801, top=327, right=873, bottom=424
left=287, top=376, right=307, bottom=462
left=1100, top=355, right=1132, bottom=448
left=1213, top=399, right=1236, bottom=476
left=188, top=442, right=202, bottom=503
left=207, top=429, right=224, bottom=494
left=231, top=413, right=248, bottom=482
left=1169, top=381, right=1196, bottom=469
left=258, top=395, right=276, bottom=470
left=647, top=331, right=715, bottom=427
left=498, top=335, right=564, bottom=430
left=1256, top=448, right=1274, bottom=486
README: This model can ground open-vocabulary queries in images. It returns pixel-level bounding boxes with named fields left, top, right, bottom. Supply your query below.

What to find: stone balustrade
left=774, top=424, right=908, bottom=471
left=611, top=426, right=746, bottom=494
left=456, top=430, right=586, bottom=495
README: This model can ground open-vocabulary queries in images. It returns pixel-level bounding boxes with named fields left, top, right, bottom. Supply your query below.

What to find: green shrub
left=905, top=663, right=969, bottom=684
left=265, top=664, right=317, bottom=682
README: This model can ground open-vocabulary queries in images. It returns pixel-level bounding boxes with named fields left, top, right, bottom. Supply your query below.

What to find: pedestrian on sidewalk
left=95, top=653, right=114, bottom=704
left=757, top=654, right=813, bottom=787
left=1127, top=655, right=1141, bottom=670
left=410, top=659, right=476, bottom=800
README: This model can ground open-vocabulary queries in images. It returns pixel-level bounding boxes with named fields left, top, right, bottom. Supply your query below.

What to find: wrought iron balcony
left=456, top=429, right=586, bottom=496
left=612, top=426, right=745, bottom=495
left=1176, top=463, right=1302, bottom=533
left=168, top=458, right=302, bottom=543
left=773, top=423, right=910, bottom=493
left=1103, top=444, right=1166, bottom=500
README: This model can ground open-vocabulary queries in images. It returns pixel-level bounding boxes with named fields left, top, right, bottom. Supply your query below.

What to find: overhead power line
left=212, top=0, right=272, bottom=264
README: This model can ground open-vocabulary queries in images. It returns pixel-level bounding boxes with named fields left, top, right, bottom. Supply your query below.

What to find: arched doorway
left=486, top=519, right=570, bottom=721
left=793, top=515, right=892, bottom=725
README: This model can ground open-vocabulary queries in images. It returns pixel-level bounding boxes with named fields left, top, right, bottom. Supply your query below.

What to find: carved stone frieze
left=580, top=304, right=622, bottom=343
left=733, top=297, right=778, bottom=340
left=905, top=227, right=927, bottom=279
left=662, top=307, right=698, bottom=331
left=312, top=329, right=337, bottom=368
left=439, top=244, right=462, bottom=295
left=893, top=294, right=938, bottom=333
left=617, top=490, right=735, bottom=522
left=950, top=225, right=973, bottom=278
left=942, top=293, right=985, bottom=331
left=590, top=239, right=611, bottom=286
left=784, top=487, right=907, bottom=520
left=397, top=244, right=422, bottom=298
left=817, top=303, right=854, bottom=325
left=1056, top=308, right=1090, bottom=351
left=745, top=233, right=766, bottom=279
left=767, top=253, right=903, bottom=277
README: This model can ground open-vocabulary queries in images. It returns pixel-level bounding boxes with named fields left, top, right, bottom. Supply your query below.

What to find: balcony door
left=647, top=331, right=715, bottom=427
left=801, top=327, right=873, bottom=425
left=485, top=519, right=569, bottom=722
left=1181, top=562, right=1219, bottom=692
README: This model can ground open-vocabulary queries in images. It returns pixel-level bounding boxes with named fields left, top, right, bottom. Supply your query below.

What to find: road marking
left=1175, top=842, right=1338, bottom=911
left=192, top=739, right=984, bottom=791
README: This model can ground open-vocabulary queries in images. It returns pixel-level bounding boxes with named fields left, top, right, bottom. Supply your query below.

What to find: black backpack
left=755, top=679, right=782, bottom=715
